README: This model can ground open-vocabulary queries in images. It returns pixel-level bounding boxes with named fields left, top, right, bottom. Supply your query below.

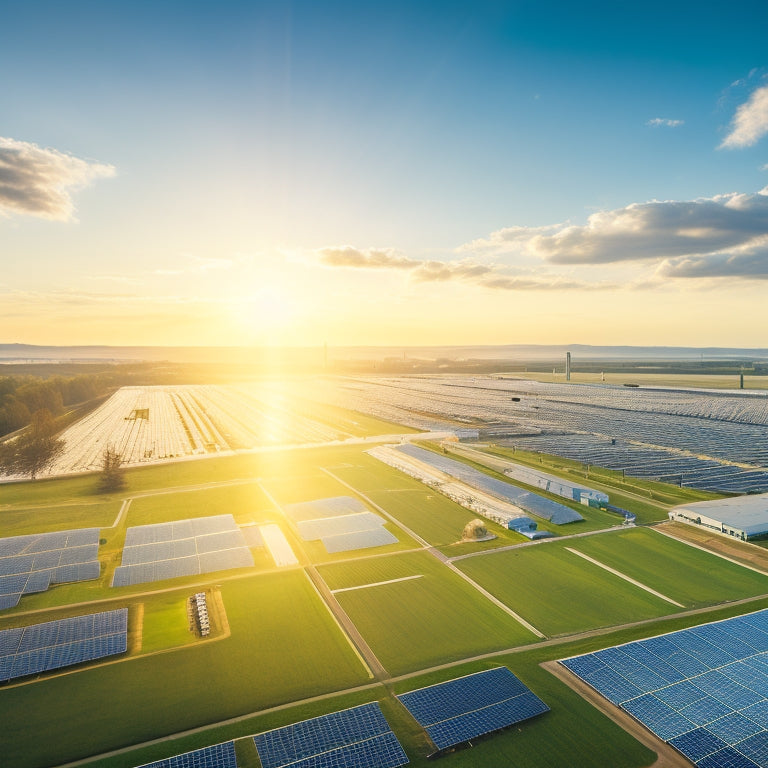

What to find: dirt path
left=542, top=661, right=690, bottom=768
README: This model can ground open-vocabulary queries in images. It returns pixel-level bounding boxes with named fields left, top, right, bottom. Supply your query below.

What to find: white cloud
left=646, top=118, right=684, bottom=128
left=318, top=246, right=417, bottom=270
left=0, top=137, right=114, bottom=220
left=720, top=84, right=768, bottom=148
left=462, top=191, right=768, bottom=266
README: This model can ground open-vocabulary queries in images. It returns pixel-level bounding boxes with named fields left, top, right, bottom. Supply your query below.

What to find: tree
left=97, top=446, right=126, bottom=493
left=0, top=408, right=65, bottom=480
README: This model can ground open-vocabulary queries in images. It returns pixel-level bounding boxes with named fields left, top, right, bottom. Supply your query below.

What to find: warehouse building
left=669, top=493, right=768, bottom=541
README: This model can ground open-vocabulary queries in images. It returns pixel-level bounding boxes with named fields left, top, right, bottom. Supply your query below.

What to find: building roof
left=674, top=493, right=768, bottom=536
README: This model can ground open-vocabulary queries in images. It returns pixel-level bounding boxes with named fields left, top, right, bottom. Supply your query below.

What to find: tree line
left=0, top=373, right=111, bottom=437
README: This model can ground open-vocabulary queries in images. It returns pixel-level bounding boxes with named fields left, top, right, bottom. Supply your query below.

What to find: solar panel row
left=284, top=496, right=368, bottom=523
left=0, top=608, right=128, bottom=682
left=0, top=529, right=101, bottom=611
left=397, top=667, right=549, bottom=752
left=393, top=444, right=584, bottom=525
left=253, top=702, right=407, bottom=768
left=561, top=608, right=768, bottom=768
left=113, top=516, right=254, bottom=587
left=135, top=741, right=237, bottom=768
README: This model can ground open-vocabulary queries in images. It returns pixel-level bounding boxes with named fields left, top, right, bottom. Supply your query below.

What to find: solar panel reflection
left=253, top=702, right=407, bottom=768
left=135, top=741, right=237, bottom=768
left=397, top=667, right=549, bottom=751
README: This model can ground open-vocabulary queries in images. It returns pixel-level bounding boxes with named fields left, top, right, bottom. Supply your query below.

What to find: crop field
left=2, top=381, right=413, bottom=481
left=318, top=552, right=537, bottom=674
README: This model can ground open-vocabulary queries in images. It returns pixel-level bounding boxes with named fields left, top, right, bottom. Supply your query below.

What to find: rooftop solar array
left=0, top=528, right=101, bottom=611
left=284, top=496, right=368, bottom=523
left=112, top=515, right=254, bottom=587
left=287, top=496, right=398, bottom=554
left=393, top=444, right=584, bottom=525
left=0, top=608, right=127, bottom=682
left=397, top=666, right=549, bottom=752
left=560, top=608, right=768, bottom=768
left=135, top=740, right=237, bottom=768
left=253, top=702, right=408, bottom=768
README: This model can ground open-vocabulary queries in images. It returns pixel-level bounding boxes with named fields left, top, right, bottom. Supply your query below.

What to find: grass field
left=4, top=435, right=768, bottom=768
left=0, top=571, right=369, bottom=768
left=568, top=527, right=768, bottom=607
left=318, top=552, right=537, bottom=675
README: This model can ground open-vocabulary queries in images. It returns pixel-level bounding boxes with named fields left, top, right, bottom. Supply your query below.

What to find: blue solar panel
left=113, top=515, right=253, bottom=587
left=0, top=608, right=127, bottom=682
left=0, top=528, right=100, bottom=610
left=561, top=608, right=768, bottom=768
left=397, top=667, right=548, bottom=751
left=253, top=702, right=405, bottom=768
left=669, top=728, right=728, bottom=762
left=136, top=741, right=237, bottom=768
left=699, top=747, right=761, bottom=768
left=322, top=528, right=398, bottom=554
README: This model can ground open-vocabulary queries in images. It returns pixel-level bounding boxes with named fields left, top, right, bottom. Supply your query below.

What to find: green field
left=568, top=527, right=768, bottom=607
left=0, top=571, right=369, bottom=768
left=319, top=552, right=537, bottom=674
left=4, top=435, right=768, bottom=768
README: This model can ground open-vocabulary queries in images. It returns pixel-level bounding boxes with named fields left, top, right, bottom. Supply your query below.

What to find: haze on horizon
left=2, top=1, right=768, bottom=349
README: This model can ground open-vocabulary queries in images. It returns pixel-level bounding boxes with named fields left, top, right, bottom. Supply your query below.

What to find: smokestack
left=566, top=352, right=571, bottom=382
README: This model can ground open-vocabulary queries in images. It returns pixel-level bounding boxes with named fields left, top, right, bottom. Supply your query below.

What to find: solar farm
left=308, top=375, right=768, bottom=494
left=6, top=376, right=768, bottom=768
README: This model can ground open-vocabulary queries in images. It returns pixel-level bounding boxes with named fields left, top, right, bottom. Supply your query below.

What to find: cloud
left=720, top=84, right=768, bottom=148
left=153, top=255, right=235, bottom=276
left=0, top=137, right=114, bottom=220
left=658, top=238, right=768, bottom=279
left=318, top=246, right=417, bottom=269
left=463, top=190, right=768, bottom=266
left=317, top=247, right=612, bottom=292
left=646, top=118, right=684, bottom=128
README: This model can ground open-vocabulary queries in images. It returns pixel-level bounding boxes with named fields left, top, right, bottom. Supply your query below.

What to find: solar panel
left=560, top=607, right=768, bottom=768
left=135, top=740, right=237, bottom=768
left=0, top=608, right=128, bottom=682
left=253, top=702, right=407, bottom=768
left=112, top=515, right=254, bottom=587
left=284, top=496, right=368, bottom=523
left=321, top=528, right=398, bottom=554
left=298, top=512, right=385, bottom=541
left=0, top=529, right=101, bottom=610
left=397, top=667, right=549, bottom=752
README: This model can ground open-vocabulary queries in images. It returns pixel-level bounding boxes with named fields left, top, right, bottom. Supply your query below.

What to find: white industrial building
left=669, top=493, right=768, bottom=541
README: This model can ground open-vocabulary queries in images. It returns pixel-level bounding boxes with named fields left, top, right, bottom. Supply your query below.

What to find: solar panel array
left=394, top=444, right=584, bottom=525
left=286, top=496, right=398, bottom=554
left=135, top=740, right=237, bottom=768
left=112, top=515, right=254, bottom=587
left=284, top=496, right=368, bottom=523
left=0, top=608, right=127, bottom=682
left=561, top=609, right=768, bottom=768
left=253, top=702, right=408, bottom=768
left=397, top=667, right=549, bottom=751
left=0, top=528, right=101, bottom=610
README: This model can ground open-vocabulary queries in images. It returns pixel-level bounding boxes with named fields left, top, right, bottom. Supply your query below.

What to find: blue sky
left=1, top=1, right=768, bottom=346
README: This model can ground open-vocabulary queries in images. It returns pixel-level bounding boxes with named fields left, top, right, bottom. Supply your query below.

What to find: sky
left=2, top=0, right=768, bottom=348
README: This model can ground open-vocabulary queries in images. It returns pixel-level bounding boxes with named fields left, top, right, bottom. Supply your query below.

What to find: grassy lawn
left=569, top=527, right=768, bottom=607
left=139, top=593, right=197, bottom=653
left=456, top=541, right=676, bottom=636
left=0, top=499, right=122, bottom=536
left=127, top=482, right=276, bottom=527
left=0, top=570, right=369, bottom=768
left=319, top=552, right=538, bottom=675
